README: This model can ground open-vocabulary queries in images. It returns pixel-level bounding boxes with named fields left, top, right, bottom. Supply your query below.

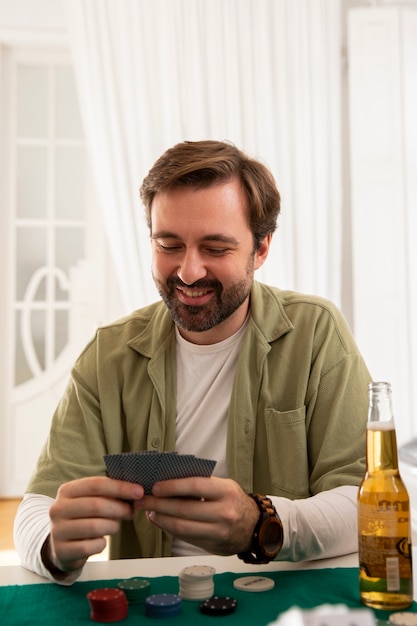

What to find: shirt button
left=151, top=438, right=161, bottom=448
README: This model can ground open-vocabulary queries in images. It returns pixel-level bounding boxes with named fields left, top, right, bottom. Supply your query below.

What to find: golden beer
left=358, top=383, right=413, bottom=610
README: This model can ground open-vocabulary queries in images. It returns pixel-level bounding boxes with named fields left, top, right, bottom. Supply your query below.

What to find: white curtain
left=62, top=0, right=343, bottom=313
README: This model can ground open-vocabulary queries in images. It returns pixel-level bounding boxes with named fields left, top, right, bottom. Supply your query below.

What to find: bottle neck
left=366, top=422, right=399, bottom=472
left=368, top=381, right=394, bottom=426
left=366, top=382, right=399, bottom=472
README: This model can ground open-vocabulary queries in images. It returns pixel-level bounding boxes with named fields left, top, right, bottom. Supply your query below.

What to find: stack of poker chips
left=144, top=593, right=182, bottom=618
left=87, top=588, right=128, bottom=622
left=116, top=577, right=151, bottom=604
left=178, top=565, right=216, bottom=601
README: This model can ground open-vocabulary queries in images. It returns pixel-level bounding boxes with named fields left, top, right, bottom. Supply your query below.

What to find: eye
left=205, top=247, right=229, bottom=255
left=155, top=241, right=182, bottom=252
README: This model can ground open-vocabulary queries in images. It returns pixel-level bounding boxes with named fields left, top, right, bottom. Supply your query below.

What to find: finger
left=151, top=476, right=222, bottom=499
left=53, top=536, right=108, bottom=570
left=137, top=494, right=219, bottom=522
left=52, top=516, right=121, bottom=542
left=50, top=494, right=135, bottom=523
left=147, top=509, right=215, bottom=540
left=57, top=476, right=144, bottom=501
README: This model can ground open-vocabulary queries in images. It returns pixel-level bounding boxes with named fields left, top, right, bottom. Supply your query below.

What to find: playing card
left=130, top=451, right=161, bottom=495
left=104, top=451, right=216, bottom=494
left=103, top=453, right=125, bottom=481
left=154, top=452, right=216, bottom=482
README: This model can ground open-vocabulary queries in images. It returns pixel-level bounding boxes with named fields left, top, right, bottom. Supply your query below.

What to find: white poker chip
left=233, top=575, right=275, bottom=592
left=179, top=583, right=213, bottom=593
left=179, top=585, right=214, bottom=601
left=179, top=565, right=216, bottom=580
left=389, top=614, right=417, bottom=626
left=178, top=565, right=216, bottom=601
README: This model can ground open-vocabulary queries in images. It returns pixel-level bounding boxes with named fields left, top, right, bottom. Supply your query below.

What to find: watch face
left=260, top=518, right=283, bottom=556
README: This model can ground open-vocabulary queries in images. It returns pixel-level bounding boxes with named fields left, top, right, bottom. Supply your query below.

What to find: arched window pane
left=55, top=66, right=84, bottom=140
left=17, top=66, right=48, bottom=138
left=17, top=146, right=48, bottom=219
left=55, top=227, right=85, bottom=271
left=55, top=146, right=85, bottom=220
left=16, top=227, right=47, bottom=301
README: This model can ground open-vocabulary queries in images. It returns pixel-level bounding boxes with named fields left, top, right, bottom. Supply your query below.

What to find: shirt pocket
left=266, top=406, right=310, bottom=498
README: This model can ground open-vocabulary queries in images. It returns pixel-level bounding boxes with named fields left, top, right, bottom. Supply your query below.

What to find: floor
left=0, top=499, right=21, bottom=565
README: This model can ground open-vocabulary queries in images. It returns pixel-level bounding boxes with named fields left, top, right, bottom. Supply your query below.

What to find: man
left=14, top=140, right=371, bottom=584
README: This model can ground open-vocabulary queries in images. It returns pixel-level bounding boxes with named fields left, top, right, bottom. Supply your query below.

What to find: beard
left=153, top=258, right=255, bottom=333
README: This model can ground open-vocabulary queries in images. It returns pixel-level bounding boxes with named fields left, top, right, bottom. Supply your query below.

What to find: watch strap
left=238, top=494, right=283, bottom=564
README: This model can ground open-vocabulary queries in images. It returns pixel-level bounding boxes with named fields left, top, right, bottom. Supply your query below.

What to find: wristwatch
left=238, top=494, right=284, bottom=564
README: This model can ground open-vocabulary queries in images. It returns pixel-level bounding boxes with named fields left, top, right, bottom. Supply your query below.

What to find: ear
left=254, top=233, right=272, bottom=270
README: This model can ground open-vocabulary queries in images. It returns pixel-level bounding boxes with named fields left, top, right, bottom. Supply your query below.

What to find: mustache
left=167, top=277, right=222, bottom=291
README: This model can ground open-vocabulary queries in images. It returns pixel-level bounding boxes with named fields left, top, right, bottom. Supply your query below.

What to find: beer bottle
left=358, top=381, right=413, bottom=609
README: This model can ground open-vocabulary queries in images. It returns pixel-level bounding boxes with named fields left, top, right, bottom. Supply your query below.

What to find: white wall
left=0, top=0, right=65, bottom=31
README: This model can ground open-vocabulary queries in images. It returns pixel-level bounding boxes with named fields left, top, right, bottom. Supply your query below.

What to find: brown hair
left=140, top=140, right=280, bottom=247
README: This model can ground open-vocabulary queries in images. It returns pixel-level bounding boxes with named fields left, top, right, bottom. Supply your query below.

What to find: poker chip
left=145, top=593, right=182, bottom=618
left=87, top=587, right=128, bottom=622
left=178, top=565, right=216, bottom=601
left=116, top=577, right=151, bottom=604
left=180, top=565, right=216, bottom=579
left=199, top=596, right=237, bottom=616
left=233, top=575, right=275, bottom=592
left=389, top=614, right=417, bottom=626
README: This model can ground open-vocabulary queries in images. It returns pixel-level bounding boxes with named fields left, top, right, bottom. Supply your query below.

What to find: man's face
left=151, top=178, right=270, bottom=344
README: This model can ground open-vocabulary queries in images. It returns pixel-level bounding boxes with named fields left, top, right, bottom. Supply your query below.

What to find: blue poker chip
left=145, top=593, right=182, bottom=618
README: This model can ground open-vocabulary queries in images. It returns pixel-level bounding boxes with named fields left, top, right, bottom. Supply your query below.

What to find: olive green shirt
left=27, top=281, right=371, bottom=559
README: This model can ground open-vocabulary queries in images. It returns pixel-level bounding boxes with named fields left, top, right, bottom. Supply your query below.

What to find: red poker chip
left=87, top=588, right=128, bottom=622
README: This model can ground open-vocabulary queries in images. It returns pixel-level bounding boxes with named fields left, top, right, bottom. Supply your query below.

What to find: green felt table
left=1, top=568, right=416, bottom=625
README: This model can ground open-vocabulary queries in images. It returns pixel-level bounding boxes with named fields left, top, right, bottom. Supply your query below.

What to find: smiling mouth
left=179, top=287, right=212, bottom=298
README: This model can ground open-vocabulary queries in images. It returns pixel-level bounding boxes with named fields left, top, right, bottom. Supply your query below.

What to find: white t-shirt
left=172, top=321, right=246, bottom=555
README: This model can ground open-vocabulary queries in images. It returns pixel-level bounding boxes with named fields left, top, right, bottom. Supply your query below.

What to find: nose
left=177, top=249, right=208, bottom=285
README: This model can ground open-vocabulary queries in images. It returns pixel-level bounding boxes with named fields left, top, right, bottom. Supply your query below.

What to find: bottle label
left=359, top=534, right=412, bottom=584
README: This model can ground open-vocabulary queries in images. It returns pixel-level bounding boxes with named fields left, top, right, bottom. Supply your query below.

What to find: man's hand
left=45, top=476, right=144, bottom=577
left=135, top=476, right=259, bottom=555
